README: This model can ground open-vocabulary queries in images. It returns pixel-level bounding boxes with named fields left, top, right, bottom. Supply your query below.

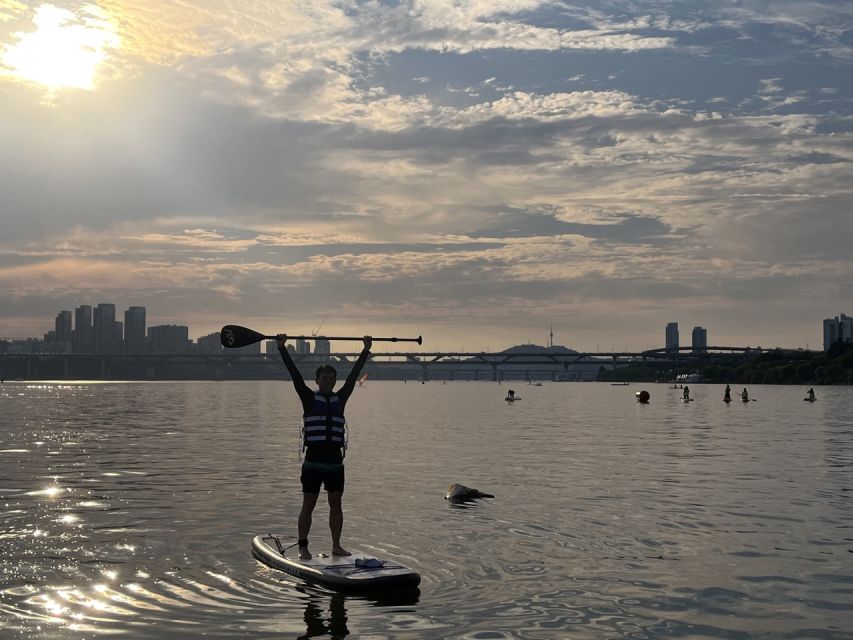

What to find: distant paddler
left=805, top=388, right=817, bottom=402
left=741, top=387, right=749, bottom=402
left=683, top=385, right=690, bottom=401
left=723, top=384, right=732, bottom=402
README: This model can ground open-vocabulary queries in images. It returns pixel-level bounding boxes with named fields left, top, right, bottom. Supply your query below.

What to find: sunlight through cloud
left=0, top=3, right=120, bottom=90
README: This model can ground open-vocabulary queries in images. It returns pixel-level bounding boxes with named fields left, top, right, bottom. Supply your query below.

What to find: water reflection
left=297, top=587, right=420, bottom=640
left=299, top=592, right=349, bottom=639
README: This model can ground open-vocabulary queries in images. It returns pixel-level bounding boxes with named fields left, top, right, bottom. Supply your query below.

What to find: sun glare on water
left=1, top=3, right=120, bottom=91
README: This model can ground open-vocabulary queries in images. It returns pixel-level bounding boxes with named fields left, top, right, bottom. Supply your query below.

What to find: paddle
left=220, top=325, right=423, bottom=349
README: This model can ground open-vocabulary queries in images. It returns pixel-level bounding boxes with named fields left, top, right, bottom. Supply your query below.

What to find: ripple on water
left=2, top=382, right=853, bottom=638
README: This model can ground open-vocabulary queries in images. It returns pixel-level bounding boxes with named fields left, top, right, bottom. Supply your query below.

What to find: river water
left=0, top=380, right=851, bottom=639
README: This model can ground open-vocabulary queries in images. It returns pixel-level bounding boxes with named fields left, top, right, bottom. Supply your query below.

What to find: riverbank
left=597, top=342, right=853, bottom=385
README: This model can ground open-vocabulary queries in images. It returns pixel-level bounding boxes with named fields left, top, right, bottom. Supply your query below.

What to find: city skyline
left=1, top=2, right=851, bottom=352
left=2, top=301, right=846, bottom=354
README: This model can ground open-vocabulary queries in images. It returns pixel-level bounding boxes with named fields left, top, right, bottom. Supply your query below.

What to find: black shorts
left=301, top=461, right=345, bottom=493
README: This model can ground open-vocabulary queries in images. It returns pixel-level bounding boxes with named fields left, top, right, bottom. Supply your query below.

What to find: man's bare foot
left=298, top=547, right=312, bottom=560
left=332, top=545, right=351, bottom=557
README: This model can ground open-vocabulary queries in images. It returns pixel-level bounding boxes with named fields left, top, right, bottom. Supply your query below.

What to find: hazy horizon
left=2, top=1, right=851, bottom=352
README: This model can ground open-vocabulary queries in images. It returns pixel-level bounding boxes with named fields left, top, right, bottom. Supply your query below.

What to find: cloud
left=0, top=0, right=851, bottom=348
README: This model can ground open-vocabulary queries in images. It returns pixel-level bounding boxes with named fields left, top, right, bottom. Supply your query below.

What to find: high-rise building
left=124, top=306, right=147, bottom=353
left=314, top=338, right=331, bottom=356
left=55, top=310, right=72, bottom=343
left=295, top=338, right=310, bottom=354
left=148, top=324, right=191, bottom=353
left=73, top=305, right=93, bottom=353
left=691, top=326, right=707, bottom=353
left=197, top=332, right=222, bottom=354
left=823, top=314, right=853, bottom=351
left=113, top=321, right=124, bottom=353
left=665, top=322, right=679, bottom=354
left=93, top=303, right=117, bottom=353
left=197, top=330, right=257, bottom=354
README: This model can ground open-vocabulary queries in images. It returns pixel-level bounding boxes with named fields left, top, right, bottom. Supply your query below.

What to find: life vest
left=302, top=393, right=346, bottom=448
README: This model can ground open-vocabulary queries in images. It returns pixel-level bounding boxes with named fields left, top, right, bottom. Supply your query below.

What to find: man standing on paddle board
left=276, top=335, right=372, bottom=560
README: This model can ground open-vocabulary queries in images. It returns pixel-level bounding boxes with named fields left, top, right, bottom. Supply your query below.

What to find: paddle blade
left=221, top=325, right=268, bottom=348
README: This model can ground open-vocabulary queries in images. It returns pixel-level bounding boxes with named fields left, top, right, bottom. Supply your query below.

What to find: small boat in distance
left=676, top=373, right=705, bottom=383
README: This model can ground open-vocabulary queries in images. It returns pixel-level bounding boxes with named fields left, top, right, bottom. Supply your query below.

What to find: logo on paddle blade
left=222, top=328, right=235, bottom=347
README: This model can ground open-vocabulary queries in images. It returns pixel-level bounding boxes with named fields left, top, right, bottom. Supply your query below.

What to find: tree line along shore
left=597, top=342, right=853, bottom=385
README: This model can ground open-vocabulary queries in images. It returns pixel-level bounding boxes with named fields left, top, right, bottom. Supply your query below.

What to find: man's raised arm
left=277, top=336, right=311, bottom=398
left=339, top=336, right=372, bottom=397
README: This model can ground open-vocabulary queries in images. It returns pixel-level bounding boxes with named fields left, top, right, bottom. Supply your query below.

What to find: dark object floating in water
left=446, top=483, right=494, bottom=502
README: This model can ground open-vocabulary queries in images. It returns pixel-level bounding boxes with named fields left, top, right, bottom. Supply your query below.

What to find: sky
left=0, top=1, right=851, bottom=352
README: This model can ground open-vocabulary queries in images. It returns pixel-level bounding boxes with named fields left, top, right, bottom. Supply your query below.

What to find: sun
left=1, top=3, right=120, bottom=91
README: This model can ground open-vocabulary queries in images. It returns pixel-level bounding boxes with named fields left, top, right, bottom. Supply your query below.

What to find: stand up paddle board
left=252, top=535, right=420, bottom=591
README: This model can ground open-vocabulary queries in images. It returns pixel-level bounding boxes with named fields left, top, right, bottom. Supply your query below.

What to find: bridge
left=0, top=346, right=798, bottom=381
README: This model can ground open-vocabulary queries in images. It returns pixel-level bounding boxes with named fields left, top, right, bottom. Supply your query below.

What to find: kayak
left=252, top=535, right=420, bottom=592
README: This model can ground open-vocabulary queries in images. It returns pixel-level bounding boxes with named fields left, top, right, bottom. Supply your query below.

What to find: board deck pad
left=252, top=535, right=420, bottom=591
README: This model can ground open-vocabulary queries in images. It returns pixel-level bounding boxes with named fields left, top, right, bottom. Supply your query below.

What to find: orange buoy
left=636, top=390, right=650, bottom=403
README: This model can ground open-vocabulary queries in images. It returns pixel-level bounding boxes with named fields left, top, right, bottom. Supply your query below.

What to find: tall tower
left=55, top=310, right=72, bottom=343
left=124, top=306, right=147, bottom=353
left=314, top=338, right=331, bottom=356
left=549, top=324, right=554, bottom=348
left=824, top=313, right=853, bottom=351
left=73, top=305, right=93, bottom=353
left=295, top=338, right=310, bottom=354
left=665, top=322, right=679, bottom=354
left=93, top=303, right=117, bottom=353
left=691, top=326, right=707, bottom=353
